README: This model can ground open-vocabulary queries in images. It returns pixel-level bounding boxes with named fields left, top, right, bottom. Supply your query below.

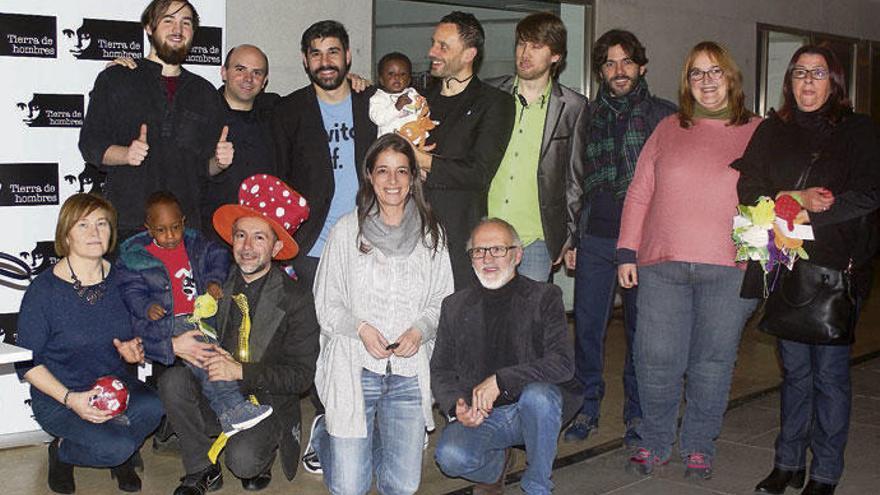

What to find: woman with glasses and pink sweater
left=616, top=41, right=761, bottom=480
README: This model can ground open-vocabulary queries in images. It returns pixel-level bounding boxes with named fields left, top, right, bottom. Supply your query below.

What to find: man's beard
left=474, top=263, right=517, bottom=290
left=307, top=63, right=349, bottom=91
left=605, top=73, right=641, bottom=97
left=152, top=35, right=190, bottom=65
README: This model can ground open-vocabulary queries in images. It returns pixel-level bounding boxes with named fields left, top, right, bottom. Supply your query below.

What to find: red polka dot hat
left=212, top=174, right=309, bottom=260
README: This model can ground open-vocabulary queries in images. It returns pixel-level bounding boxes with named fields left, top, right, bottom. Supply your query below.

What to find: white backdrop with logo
left=0, top=0, right=225, bottom=447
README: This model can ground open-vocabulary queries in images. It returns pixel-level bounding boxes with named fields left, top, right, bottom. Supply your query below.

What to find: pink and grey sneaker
left=627, top=447, right=668, bottom=475
left=684, top=452, right=712, bottom=480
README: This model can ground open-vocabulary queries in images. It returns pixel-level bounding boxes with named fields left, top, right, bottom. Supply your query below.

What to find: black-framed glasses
left=467, top=245, right=518, bottom=260
left=791, top=67, right=829, bottom=80
left=688, top=66, right=724, bottom=82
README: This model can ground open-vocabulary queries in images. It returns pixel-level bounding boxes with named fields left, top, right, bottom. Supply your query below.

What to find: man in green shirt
left=486, top=12, right=587, bottom=282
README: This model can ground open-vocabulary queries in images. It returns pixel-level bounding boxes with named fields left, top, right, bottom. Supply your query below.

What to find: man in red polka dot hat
left=161, top=174, right=320, bottom=494
left=213, top=173, right=311, bottom=260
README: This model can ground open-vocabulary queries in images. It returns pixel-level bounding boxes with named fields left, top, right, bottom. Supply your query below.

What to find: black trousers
left=158, top=364, right=279, bottom=478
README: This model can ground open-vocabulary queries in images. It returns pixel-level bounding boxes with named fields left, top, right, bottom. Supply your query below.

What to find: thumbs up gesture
left=214, top=125, right=234, bottom=170
left=127, top=123, right=149, bottom=166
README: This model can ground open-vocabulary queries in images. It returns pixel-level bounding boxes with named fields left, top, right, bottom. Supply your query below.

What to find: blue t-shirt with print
left=310, top=94, right=358, bottom=257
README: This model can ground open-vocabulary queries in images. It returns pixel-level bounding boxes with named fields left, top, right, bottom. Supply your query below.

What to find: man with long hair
left=485, top=12, right=587, bottom=283
left=564, top=29, right=676, bottom=445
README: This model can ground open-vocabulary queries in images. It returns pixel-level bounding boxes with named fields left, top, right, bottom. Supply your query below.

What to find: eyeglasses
left=467, top=245, right=518, bottom=260
left=791, top=67, right=829, bottom=80
left=688, top=66, right=724, bottom=82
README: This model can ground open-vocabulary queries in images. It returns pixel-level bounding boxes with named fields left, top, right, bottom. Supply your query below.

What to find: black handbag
left=757, top=152, right=856, bottom=345
left=758, top=261, right=856, bottom=345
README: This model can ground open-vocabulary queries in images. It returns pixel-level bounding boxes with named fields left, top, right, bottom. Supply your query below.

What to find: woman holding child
left=16, top=193, right=163, bottom=494
left=307, top=133, right=454, bottom=494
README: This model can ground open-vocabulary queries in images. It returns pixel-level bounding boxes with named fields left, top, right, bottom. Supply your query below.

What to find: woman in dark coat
left=733, top=45, right=880, bottom=495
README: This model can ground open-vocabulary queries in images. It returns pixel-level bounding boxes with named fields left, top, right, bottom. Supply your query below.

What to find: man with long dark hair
left=564, top=29, right=676, bottom=445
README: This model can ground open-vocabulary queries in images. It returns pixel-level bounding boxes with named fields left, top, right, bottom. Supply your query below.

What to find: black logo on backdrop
left=0, top=13, right=56, bottom=58
left=64, top=163, right=106, bottom=194
left=20, top=241, right=59, bottom=277
left=62, top=18, right=142, bottom=60
left=0, top=241, right=56, bottom=288
left=0, top=251, right=31, bottom=288
left=0, top=313, right=18, bottom=344
left=186, top=26, right=222, bottom=66
left=16, top=94, right=83, bottom=128
left=0, top=163, right=58, bottom=206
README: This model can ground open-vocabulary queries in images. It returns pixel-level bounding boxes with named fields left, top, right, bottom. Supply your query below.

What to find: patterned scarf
left=583, top=78, right=653, bottom=200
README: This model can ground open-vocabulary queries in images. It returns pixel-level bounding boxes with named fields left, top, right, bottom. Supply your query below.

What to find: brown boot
left=473, top=449, right=514, bottom=495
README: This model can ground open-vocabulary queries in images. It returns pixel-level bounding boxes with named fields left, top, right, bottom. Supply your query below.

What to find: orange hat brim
left=213, top=204, right=299, bottom=260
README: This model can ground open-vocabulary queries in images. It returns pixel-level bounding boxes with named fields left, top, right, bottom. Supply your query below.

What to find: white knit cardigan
left=313, top=210, right=454, bottom=438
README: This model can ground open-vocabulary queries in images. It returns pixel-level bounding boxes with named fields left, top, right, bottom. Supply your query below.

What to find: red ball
left=88, top=376, right=129, bottom=416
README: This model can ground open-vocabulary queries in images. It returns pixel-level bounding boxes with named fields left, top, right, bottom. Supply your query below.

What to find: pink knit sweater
left=617, top=115, right=761, bottom=268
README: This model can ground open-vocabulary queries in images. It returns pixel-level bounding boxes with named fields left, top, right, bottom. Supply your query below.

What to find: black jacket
left=203, top=88, right=281, bottom=228
left=486, top=75, right=589, bottom=258
left=430, top=275, right=583, bottom=425
left=79, top=59, right=225, bottom=232
left=424, top=77, right=516, bottom=288
left=215, top=266, right=320, bottom=480
left=733, top=110, right=880, bottom=298
left=272, top=85, right=377, bottom=256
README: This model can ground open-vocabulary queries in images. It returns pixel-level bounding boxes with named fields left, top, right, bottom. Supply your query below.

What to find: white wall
left=225, top=0, right=374, bottom=96
left=593, top=0, right=880, bottom=104
left=226, top=0, right=880, bottom=102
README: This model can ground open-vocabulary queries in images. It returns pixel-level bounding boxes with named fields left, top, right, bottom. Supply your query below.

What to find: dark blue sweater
left=15, top=267, right=133, bottom=403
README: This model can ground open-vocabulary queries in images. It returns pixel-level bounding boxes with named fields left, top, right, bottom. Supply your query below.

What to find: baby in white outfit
left=369, top=52, right=424, bottom=136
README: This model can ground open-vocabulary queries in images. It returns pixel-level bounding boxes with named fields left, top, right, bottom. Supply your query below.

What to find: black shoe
left=241, top=469, right=272, bottom=491
left=48, top=438, right=75, bottom=494
left=755, top=467, right=806, bottom=494
left=110, top=453, right=142, bottom=492
left=131, top=450, right=144, bottom=472
left=800, top=480, right=836, bottom=495
left=173, top=464, right=223, bottom=495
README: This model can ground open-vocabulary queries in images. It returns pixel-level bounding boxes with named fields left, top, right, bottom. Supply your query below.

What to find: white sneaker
left=301, top=414, right=323, bottom=475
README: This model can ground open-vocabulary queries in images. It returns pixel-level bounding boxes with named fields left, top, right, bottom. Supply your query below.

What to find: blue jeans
left=172, top=315, right=245, bottom=419
left=313, top=369, right=424, bottom=495
left=33, top=377, right=163, bottom=467
left=519, top=240, right=552, bottom=282
left=634, top=262, right=757, bottom=461
left=573, top=234, right=640, bottom=423
left=435, top=383, right=563, bottom=495
left=775, top=340, right=852, bottom=484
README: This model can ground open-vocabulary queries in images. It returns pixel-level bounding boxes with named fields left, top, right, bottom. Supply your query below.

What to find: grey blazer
left=486, top=75, right=588, bottom=258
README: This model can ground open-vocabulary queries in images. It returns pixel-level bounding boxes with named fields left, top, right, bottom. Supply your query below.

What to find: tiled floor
left=527, top=356, right=880, bottom=495
left=3, top=284, right=880, bottom=494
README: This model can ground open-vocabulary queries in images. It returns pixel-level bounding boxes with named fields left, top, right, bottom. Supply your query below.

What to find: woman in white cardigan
left=307, top=133, right=453, bottom=495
